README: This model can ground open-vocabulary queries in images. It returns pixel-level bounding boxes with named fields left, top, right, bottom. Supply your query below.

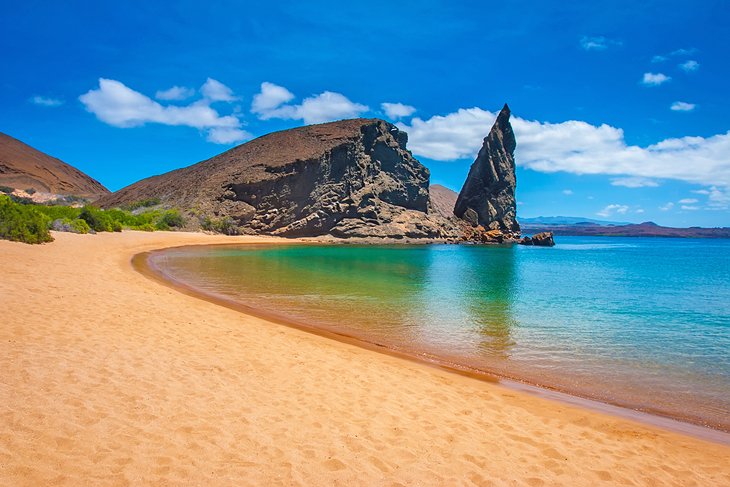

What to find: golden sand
left=1, top=231, right=729, bottom=486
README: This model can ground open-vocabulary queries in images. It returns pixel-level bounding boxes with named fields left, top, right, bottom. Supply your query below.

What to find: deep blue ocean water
left=152, top=237, right=730, bottom=430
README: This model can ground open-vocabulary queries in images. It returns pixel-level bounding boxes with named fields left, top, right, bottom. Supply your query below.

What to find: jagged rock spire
left=453, top=103, right=520, bottom=234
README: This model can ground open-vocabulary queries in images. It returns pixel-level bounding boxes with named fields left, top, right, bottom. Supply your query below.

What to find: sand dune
left=1, top=231, right=729, bottom=486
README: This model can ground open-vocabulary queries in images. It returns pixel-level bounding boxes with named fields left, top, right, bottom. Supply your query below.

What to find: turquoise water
left=151, top=237, right=730, bottom=430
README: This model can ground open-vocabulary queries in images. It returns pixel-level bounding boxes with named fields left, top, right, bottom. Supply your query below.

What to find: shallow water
left=150, top=237, right=730, bottom=431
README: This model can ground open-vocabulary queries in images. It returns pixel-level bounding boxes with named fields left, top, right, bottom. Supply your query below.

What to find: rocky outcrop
left=453, top=104, right=519, bottom=236
left=519, top=232, right=555, bottom=247
left=0, top=132, right=108, bottom=199
left=98, top=119, right=458, bottom=239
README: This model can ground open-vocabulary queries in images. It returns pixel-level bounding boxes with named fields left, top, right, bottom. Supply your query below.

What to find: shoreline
left=2, top=231, right=730, bottom=485
left=141, top=243, right=730, bottom=444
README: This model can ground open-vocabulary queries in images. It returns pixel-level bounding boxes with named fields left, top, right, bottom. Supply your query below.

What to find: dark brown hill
left=99, top=119, right=460, bottom=239
left=0, top=132, right=108, bottom=198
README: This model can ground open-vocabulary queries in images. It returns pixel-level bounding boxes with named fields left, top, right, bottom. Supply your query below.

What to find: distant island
left=521, top=217, right=730, bottom=238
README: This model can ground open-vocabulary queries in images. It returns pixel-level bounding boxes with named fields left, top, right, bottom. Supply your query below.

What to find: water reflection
left=416, top=245, right=518, bottom=359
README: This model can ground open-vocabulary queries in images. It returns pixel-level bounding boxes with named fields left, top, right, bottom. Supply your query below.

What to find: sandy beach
left=2, top=231, right=729, bottom=486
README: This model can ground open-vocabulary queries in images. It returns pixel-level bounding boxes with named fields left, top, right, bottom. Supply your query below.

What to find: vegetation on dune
left=121, top=197, right=161, bottom=211
left=201, top=215, right=239, bottom=235
left=0, top=196, right=187, bottom=244
left=0, top=195, right=53, bottom=244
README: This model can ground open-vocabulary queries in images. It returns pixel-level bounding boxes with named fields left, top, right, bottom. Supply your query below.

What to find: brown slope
left=0, top=132, right=108, bottom=198
left=429, top=184, right=458, bottom=219
left=98, top=119, right=461, bottom=239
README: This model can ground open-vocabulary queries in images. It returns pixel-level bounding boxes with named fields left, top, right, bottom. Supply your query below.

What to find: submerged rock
left=519, top=232, right=555, bottom=247
left=454, top=104, right=519, bottom=235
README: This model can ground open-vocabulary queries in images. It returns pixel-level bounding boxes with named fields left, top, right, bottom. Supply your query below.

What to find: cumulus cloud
left=397, top=106, right=730, bottom=199
left=200, top=78, right=237, bottom=102
left=251, top=82, right=295, bottom=119
left=670, top=101, right=696, bottom=112
left=679, top=198, right=698, bottom=204
left=562, top=189, right=573, bottom=195
left=651, top=55, right=668, bottom=63
left=679, top=60, right=700, bottom=72
left=641, top=73, right=671, bottom=86
left=79, top=78, right=250, bottom=144
left=611, top=177, right=659, bottom=188
left=597, top=204, right=629, bottom=217
left=249, top=82, right=368, bottom=124
left=580, top=36, right=622, bottom=51
left=381, top=102, right=416, bottom=120
left=659, top=202, right=675, bottom=211
left=681, top=205, right=700, bottom=211
left=30, top=95, right=63, bottom=107
left=155, top=85, right=195, bottom=101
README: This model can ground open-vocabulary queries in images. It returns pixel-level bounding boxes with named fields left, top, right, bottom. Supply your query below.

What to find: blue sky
left=2, top=0, right=729, bottom=226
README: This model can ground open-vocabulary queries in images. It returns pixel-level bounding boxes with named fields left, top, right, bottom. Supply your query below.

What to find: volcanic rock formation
left=0, top=132, right=108, bottom=199
left=453, top=104, right=519, bottom=235
left=99, top=119, right=459, bottom=239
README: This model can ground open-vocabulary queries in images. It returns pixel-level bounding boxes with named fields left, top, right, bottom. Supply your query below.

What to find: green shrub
left=51, top=217, right=91, bottom=234
left=137, top=223, right=156, bottom=232
left=0, top=185, right=13, bottom=194
left=201, top=215, right=238, bottom=235
left=155, top=209, right=185, bottom=230
left=25, top=188, right=36, bottom=195
left=0, top=195, right=53, bottom=244
left=122, top=197, right=161, bottom=211
left=35, top=204, right=81, bottom=221
left=79, top=206, right=115, bottom=232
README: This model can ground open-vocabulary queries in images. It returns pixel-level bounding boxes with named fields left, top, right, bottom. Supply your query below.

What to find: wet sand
left=2, top=231, right=729, bottom=486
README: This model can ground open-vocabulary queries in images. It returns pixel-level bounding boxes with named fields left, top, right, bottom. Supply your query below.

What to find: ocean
left=149, top=237, right=730, bottom=431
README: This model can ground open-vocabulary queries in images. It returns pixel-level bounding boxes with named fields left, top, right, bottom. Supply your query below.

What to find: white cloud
left=705, top=186, right=730, bottom=210
left=651, top=55, right=668, bottom=63
left=671, top=48, right=698, bottom=56
left=670, top=101, right=696, bottom=112
left=206, top=127, right=251, bottom=144
left=611, top=177, right=659, bottom=188
left=251, top=82, right=295, bottom=119
left=636, top=208, right=645, bottom=214
left=250, top=82, right=368, bottom=124
left=381, top=102, right=416, bottom=120
left=562, top=189, right=573, bottom=195
left=641, top=73, right=671, bottom=86
left=681, top=205, right=700, bottom=211
left=580, top=36, right=621, bottom=51
left=679, top=198, right=698, bottom=204
left=597, top=204, right=629, bottom=217
left=296, top=92, right=368, bottom=124
left=659, top=202, right=675, bottom=211
left=30, top=95, right=63, bottom=107
left=200, top=78, right=237, bottom=102
left=397, top=106, right=730, bottom=201
left=679, top=60, right=700, bottom=72
left=155, top=85, right=195, bottom=101
left=79, top=78, right=250, bottom=144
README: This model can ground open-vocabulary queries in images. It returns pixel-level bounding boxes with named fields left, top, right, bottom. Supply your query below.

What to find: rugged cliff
left=0, top=132, right=108, bottom=199
left=98, top=119, right=458, bottom=239
left=454, top=104, right=519, bottom=235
